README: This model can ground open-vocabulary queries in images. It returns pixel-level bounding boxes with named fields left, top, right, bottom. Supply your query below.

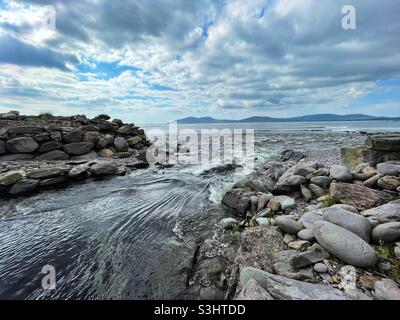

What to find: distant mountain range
left=177, top=114, right=400, bottom=124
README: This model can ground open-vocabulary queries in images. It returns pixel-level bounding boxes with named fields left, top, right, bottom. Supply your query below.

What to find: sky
left=0, top=0, right=400, bottom=124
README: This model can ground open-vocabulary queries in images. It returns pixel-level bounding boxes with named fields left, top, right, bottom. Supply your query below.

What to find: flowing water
left=0, top=121, right=399, bottom=299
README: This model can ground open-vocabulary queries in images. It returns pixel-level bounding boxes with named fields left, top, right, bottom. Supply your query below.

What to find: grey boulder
left=239, top=267, right=353, bottom=300
left=9, top=179, right=39, bottom=195
left=35, top=150, right=69, bottom=160
left=362, top=200, right=400, bottom=223
left=114, top=137, right=129, bottom=152
left=289, top=244, right=329, bottom=268
left=90, top=161, right=119, bottom=176
left=275, top=215, right=303, bottom=235
left=63, top=142, right=93, bottom=156
left=310, top=176, right=332, bottom=189
left=377, top=163, right=400, bottom=176
left=322, top=207, right=371, bottom=242
left=6, top=137, right=39, bottom=153
left=374, top=279, right=400, bottom=300
left=371, top=222, right=400, bottom=243
left=272, top=250, right=314, bottom=281
left=313, top=221, right=378, bottom=267
left=330, top=165, right=353, bottom=182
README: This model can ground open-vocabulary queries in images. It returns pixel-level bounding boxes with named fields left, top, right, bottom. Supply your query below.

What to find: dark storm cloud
left=0, top=34, right=77, bottom=70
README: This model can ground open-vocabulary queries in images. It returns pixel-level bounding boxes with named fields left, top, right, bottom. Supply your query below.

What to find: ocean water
left=0, top=121, right=399, bottom=299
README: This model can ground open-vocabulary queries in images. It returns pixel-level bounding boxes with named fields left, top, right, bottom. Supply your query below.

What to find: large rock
left=280, top=150, right=305, bottom=162
left=286, top=175, right=306, bottom=186
left=289, top=244, right=329, bottom=268
left=83, top=131, right=100, bottom=144
left=330, top=165, right=353, bottom=182
left=308, top=183, right=325, bottom=198
left=38, top=140, right=62, bottom=153
left=90, top=161, right=119, bottom=176
left=272, top=250, right=314, bottom=281
left=234, top=227, right=285, bottom=272
left=365, top=134, right=400, bottom=152
left=322, top=207, right=371, bottom=242
left=293, top=165, right=316, bottom=177
left=377, top=163, right=400, bottom=176
left=9, top=179, right=39, bottom=195
left=236, top=279, right=273, bottom=300
left=35, top=150, right=69, bottom=161
left=127, top=136, right=142, bottom=146
left=275, top=195, right=295, bottom=211
left=313, top=221, right=378, bottom=267
left=299, top=212, right=323, bottom=229
left=39, top=176, right=68, bottom=187
left=300, top=185, right=313, bottom=202
left=362, top=200, right=400, bottom=223
left=6, top=137, right=39, bottom=153
left=373, top=279, right=400, bottom=300
left=371, top=222, right=400, bottom=243
left=363, top=174, right=382, bottom=188
left=97, top=148, right=114, bottom=158
left=27, top=166, right=70, bottom=179
left=310, top=176, right=332, bottom=189
left=239, top=267, right=353, bottom=300
left=63, top=129, right=83, bottom=143
left=222, top=188, right=254, bottom=216
left=330, top=182, right=383, bottom=211
left=63, top=142, right=93, bottom=156
left=275, top=215, right=303, bottom=235
left=0, top=170, right=25, bottom=186
left=68, top=164, right=90, bottom=179
left=8, top=125, right=43, bottom=136
left=114, top=137, right=129, bottom=152
left=377, top=176, right=400, bottom=190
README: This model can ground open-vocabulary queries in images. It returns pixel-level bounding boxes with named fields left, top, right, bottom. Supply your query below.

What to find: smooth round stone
left=314, top=263, right=328, bottom=273
left=322, top=207, right=371, bottom=242
left=371, top=222, right=400, bottom=243
left=313, top=221, right=378, bottom=267
left=310, top=176, right=332, bottom=188
left=330, top=165, right=353, bottom=182
left=275, top=196, right=295, bottom=211
left=297, top=229, right=315, bottom=241
left=276, top=215, right=303, bottom=235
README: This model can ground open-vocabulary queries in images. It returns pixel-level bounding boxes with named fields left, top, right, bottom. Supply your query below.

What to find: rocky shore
left=0, top=111, right=151, bottom=197
left=191, top=134, right=400, bottom=300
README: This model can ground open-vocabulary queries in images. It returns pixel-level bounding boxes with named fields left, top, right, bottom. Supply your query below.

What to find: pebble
left=314, top=263, right=328, bottom=273
left=288, top=240, right=310, bottom=251
left=297, top=229, right=315, bottom=241
left=283, top=234, right=296, bottom=244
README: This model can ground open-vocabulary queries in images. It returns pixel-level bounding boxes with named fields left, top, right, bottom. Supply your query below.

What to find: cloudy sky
left=0, top=0, right=399, bottom=124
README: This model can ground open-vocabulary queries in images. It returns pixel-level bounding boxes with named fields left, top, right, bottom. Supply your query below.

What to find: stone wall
left=341, top=133, right=400, bottom=169
left=0, top=110, right=150, bottom=161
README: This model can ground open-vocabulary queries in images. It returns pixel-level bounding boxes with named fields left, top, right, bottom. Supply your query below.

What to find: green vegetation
left=323, top=195, right=338, bottom=207
left=231, top=223, right=241, bottom=233
left=376, top=244, right=391, bottom=260
left=38, top=112, right=54, bottom=118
